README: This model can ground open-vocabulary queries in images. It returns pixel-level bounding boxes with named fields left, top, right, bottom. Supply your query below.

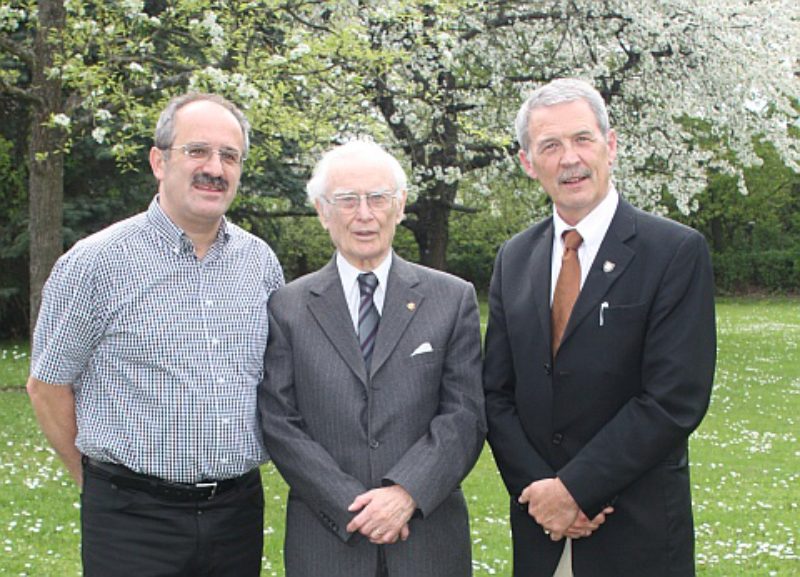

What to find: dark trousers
left=377, top=546, right=388, bottom=577
left=81, top=463, right=264, bottom=577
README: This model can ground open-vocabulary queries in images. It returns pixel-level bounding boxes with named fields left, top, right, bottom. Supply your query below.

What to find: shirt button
left=552, top=433, right=564, bottom=445
left=205, top=299, right=214, bottom=306
left=369, top=440, right=380, bottom=449
left=217, top=377, right=225, bottom=384
left=210, top=338, right=219, bottom=346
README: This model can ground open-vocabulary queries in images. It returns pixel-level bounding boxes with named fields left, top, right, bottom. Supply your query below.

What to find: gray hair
left=154, top=92, right=250, bottom=158
left=306, top=139, right=408, bottom=204
left=514, top=78, right=610, bottom=154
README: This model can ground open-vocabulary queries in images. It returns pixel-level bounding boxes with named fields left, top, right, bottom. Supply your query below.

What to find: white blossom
left=94, top=109, right=112, bottom=122
left=121, top=0, right=144, bottom=16
left=289, top=43, right=311, bottom=60
left=51, top=114, right=71, bottom=129
left=0, top=5, right=26, bottom=32
left=91, top=127, right=107, bottom=144
left=334, top=0, right=800, bottom=214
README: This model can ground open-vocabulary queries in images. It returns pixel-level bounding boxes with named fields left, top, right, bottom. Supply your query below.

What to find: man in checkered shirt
left=27, top=92, right=284, bottom=577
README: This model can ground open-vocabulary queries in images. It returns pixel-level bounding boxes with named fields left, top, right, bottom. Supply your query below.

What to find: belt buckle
left=195, top=481, right=218, bottom=499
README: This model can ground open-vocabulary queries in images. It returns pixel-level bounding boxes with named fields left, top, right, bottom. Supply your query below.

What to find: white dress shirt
left=550, top=186, right=619, bottom=304
left=336, top=251, right=392, bottom=333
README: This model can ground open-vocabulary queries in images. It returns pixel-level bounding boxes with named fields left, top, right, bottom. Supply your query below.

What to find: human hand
left=563, top=506, right=614, bottom=539
left=518, top=478, right=579, bottom=540
left=346, top=485, right=416, bottom=544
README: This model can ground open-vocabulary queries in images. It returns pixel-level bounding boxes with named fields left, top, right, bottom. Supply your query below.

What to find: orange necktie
left=551, top=229, right=583, bottom=356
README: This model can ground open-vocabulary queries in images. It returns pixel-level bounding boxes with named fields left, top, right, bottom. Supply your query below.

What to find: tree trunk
left=410, top=191, right=451, bottom=271
left=28, top=0, right=66, bottom=336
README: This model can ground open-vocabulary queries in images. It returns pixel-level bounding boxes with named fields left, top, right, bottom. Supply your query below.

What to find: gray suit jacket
left=259, top=255, right=486, bottom=577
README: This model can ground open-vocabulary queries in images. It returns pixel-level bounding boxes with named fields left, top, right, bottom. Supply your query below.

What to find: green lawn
left=1, top=297, right=797, bottom=576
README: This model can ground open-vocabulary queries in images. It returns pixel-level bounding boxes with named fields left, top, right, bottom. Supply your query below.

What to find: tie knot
left=358, top=272, right=378, bottom=295
left=563, top=229, right=583, bottom=251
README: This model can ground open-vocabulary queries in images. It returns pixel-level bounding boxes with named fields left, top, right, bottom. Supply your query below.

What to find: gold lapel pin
left=407, top=302, right=416, bottom=311
left=603, top=261, right=616, bottom=273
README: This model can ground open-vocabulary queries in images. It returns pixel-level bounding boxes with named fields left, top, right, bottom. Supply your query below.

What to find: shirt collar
left=552, top=185, right=619, bottom=252
left=147, top=195, right=230, bottom=256
left=336, top=250, right=393, bottom=294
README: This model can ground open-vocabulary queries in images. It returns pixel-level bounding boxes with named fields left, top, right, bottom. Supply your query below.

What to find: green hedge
left=712, top=249, right=800, bottom=294
left=446, top=248, right=800, bottom=297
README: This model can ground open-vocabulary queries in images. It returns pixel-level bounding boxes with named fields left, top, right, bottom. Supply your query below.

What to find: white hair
left=306, top=139, right=408, bottom=204
left=515, top=78, right=610, bottom=154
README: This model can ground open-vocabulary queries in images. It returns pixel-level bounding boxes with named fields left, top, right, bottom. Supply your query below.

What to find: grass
left=1, top=297, right=798, bottom=576
left=0, top=341, right=29, bottom=391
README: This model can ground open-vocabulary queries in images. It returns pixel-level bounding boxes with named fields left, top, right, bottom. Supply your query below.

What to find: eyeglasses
left=162, top=143, right=245, bottom=166
left=322, top=190, right=399, bottom=213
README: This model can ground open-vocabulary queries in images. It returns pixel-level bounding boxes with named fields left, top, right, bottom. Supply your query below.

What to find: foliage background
left=1, top=1, right=798, bottom=337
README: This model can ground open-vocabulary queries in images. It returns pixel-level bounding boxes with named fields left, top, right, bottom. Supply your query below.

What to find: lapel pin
left=603, top=261, right=616, bottom=273
left=407, top=302, right=416, bottom=311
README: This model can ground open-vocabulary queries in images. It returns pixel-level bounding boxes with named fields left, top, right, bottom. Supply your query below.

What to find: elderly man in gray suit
left=259, top=139, right=486, bottom=577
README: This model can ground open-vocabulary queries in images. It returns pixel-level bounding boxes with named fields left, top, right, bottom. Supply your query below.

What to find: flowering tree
left=0, top=0, right=334, bottom=333
left=298, top=0, right=799, bottom=268
left=2, top=0, right=798, bottom=333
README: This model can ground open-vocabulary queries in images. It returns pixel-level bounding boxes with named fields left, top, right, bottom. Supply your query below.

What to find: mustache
left=192, top=173, right=229, bottom=191
left=558, top=169, right=591, bottom=184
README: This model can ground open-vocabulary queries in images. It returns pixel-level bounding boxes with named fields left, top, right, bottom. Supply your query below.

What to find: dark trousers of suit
left=377, top=546, right=389, bottom=577
left=81, top=462, right=264, bottom=577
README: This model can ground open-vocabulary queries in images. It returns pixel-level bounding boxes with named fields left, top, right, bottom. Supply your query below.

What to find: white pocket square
left=411, top=342, right=434, bottom=357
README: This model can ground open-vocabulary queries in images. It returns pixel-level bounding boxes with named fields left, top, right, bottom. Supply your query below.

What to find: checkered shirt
left=31, top=197, right=284, bottom=483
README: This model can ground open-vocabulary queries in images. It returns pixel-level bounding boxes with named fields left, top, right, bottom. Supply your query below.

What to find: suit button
left=552, top=433, right=563, bottom=445
left=369, top=440, right=380, bottom=449
left=543, top=363, right=552, bottom=375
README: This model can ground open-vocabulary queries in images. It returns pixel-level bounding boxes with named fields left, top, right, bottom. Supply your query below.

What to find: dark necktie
left=551, top=229, right=583, bottom=357
left=357, top=272, right=380, bottom=371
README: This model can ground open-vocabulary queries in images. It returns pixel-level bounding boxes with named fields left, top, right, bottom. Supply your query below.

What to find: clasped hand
left=518, top=478, right=614, bottom=541
left=346, top=485, right=416, bottom=545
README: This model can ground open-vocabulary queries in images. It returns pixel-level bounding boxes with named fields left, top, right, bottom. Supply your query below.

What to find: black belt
left=82, top=456, right=256, bottom=502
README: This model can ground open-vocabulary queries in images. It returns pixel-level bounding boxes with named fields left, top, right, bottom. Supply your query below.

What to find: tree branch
left=461, top=8, right=563, bottom=42
left=0, top=34, right=35, bottom=68
left=107, top=54, right=196, bottom=73
left=281, top=1, right=334, bottom=33
left=0, top=79, right=39, bottom=104
left=229, top=205, right=317, bottom=219
left=405, top=199, right=480, bottom=214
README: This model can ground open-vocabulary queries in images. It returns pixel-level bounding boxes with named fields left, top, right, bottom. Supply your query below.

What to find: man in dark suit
left=483, top=78, right=716, bottom=577
left=259, top=139, right=486, bottom=576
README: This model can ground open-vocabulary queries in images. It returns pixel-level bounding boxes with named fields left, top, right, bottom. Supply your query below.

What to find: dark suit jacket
left=259, top=255, right=486, bottom=577
left=483, top=199, right=716, bottom=577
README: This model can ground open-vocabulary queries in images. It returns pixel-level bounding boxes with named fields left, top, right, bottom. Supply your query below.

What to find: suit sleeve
left=483, top=244, right=556, bottom=497
left=559, top=231, right=716, bottom=517
left=382, top=282, right=487, bottom=517
left=258, top=296, right=367, bottom=543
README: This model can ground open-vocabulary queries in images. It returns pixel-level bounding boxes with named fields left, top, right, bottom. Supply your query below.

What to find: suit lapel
left=520, top=218, right=553, bottom=348
left=529, top=221, right=556, bottom=348
left=307, top=259, right=369, bottom=386
left=369, top=256, right=423, bottom=378
left=561, top=200, right=636, bottom=347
